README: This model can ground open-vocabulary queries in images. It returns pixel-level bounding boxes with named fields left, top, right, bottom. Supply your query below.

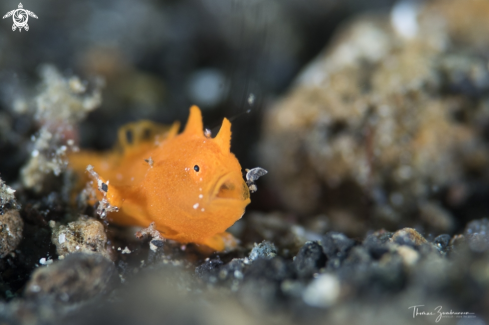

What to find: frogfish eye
left=194, top=165, right=200, bottom=172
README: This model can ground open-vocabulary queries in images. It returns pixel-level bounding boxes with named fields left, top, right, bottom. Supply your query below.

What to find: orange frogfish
left=68, top=106, right=251, bottom=251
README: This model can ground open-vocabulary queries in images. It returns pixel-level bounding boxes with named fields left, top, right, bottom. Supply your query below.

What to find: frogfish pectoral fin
left=201, top=232, right=238, bottom=252
left=86, top=165, right=121, bottom=218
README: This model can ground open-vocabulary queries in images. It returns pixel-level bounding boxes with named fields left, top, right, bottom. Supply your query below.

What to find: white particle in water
left=248, top=93, right=255, bottom=105
left=187, top=68, right=226, bottom=107
left=30, top=285, right=41, bottom=292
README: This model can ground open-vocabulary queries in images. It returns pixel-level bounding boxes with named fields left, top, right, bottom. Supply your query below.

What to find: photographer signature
left=408, top=305, right=476, bottom=322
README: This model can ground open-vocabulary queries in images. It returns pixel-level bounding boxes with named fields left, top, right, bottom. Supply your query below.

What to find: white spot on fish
left=201, top=208, right=205, bottom=212
left=193, top=203, right=199, bottom=209
left=199, top=194, right=203, bottom=199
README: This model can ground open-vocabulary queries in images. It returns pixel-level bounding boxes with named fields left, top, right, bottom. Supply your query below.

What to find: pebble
left=248, top=241, right=277, bottom=261
left=433, top=234, right=451, bottom=253
left=390, top=228, right=427, bottom=247
left=302, top=273, right=341, bottom=307
left=464, top=218, right=489, bottom=252
left=320, top=232, right=357, bottom=269
left=396, top=245, right=419, bottom=267
left=293, top=241, right=326, bottom=278
left=51, top=216, right=112, bottom=260
left=25, top=253, right=117, bottom=303
left=0, top=210, right=23, bottom=258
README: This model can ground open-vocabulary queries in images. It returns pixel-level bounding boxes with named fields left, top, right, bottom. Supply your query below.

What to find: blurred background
left=2, top=1, right=489, bottom=324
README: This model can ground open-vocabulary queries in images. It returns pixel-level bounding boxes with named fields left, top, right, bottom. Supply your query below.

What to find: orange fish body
left=68, top=106, right=251, bottom=251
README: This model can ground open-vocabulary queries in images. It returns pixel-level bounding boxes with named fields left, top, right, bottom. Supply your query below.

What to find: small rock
left=294, top=241, right=327, bottom=278
left=196, top=257, right=247, bottom=285
left=51, top=216, right=111, bottom=260
left=0, top=210, right=23, bottom=258
left=364, top=229, right=394, bottom=245
left=449, top=234, right=466, bottom=250
left=302, top=273, right=341, bottom=308
left=0, top=178, right=18, bottom=215
left=396, top=245, right=419, bottom=267
left=363, top=230, right=393, bottom=260
left=195, top=256, right=224, bottom=284
left=149, top=239, right=164, bottom=253
left=464, top=218, right=489, bottom=252
left=391, top=228, right=427, bottom=247
left=248, top=241, right=277, bottom=261
left=433, top=234, right=451, bottom=253
left=320, top=232, right=357, bottom=268
left=24, top=253, right=117, bottom=303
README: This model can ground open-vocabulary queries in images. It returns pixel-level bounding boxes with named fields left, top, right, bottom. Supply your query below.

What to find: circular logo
left=13, top=10, right=28, bottom=28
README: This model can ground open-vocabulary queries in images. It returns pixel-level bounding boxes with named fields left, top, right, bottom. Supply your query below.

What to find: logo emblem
left=3, top=3, right=37, bottom=32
